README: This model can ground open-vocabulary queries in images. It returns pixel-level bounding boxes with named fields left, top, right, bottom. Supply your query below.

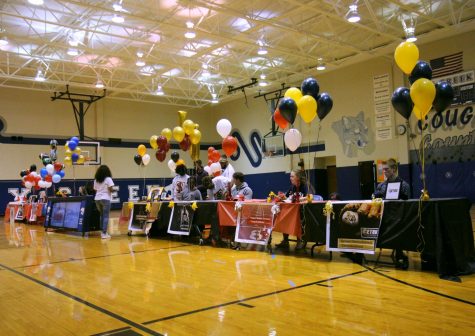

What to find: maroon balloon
left=164, top=142, right=171, bottom=152
left=157, top=135, right=167, bottom=149
left=179, top=135, right=191, bottom=151
left=155, top=149, right=166, bottom=162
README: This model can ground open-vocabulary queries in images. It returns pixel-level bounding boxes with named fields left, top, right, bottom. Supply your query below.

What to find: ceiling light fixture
left=67, top=48, right=79, bottom=56
left=155, top=85, right=165, bottom=96
left=136, top=51, right=145, bottom=66
left=28, top=0, right=44, bottom=5
left=211, top=93, right=219, bottom=104
left=316, top=58, right=326, bottom=71
left=112, top=1, right=123, bottom=12
left=257, top=45, right=268, bottom=56
left=0, top=34, right=8, bottom=46
left=259, top=73, right=268, bottom=87
left=401, top=16, right=417, bottom=42
left=346, top=4, right=361, bottom=23
left=112, top=13, right=124, bottom=23
left=35, top=68, right=46, bottom=82
left=184, top=21, right=196, bottom=39
left=95, top=79, right=104, bottom=89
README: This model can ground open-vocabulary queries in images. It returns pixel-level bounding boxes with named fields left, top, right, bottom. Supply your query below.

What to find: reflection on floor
left=0, top=209, right=474, bottom=336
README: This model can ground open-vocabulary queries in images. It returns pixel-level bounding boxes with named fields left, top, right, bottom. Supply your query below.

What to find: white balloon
left=45, top=182, right=52, bottom=188
left=38, top=180, right=46, bottom=188
left=52, top=174, right=61, bottom=184
left=210, top=162, right=221, bottom=174
left=216, top=119, right=232, bottom=139
left=203, top=166, right=211, bottom=174
left=284, top=128, right=302, bottom=152
left=30, top=172, right=38, bottom=178
left=46, top=164, right=55, bottom=176
left=142, top=154, right=151, bottom=166
left=24, top=181, right=33, bottom=189
left=167, top=159, right=176, bottom=172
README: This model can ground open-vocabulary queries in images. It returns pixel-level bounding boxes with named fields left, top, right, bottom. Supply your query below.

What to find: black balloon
left=29, top=164, right=37, bottom=172
left=317, top=93, right=333, bottom=120
left=133, top=154, right=142, bottom=165
left=20, top=170, right=28, bottom=177
left=301, top=77, right=320, bottom=98
left=278, top=97, right=298, bottom=124
left=409, top=61, right=432, bottom=84
left=433, top=81, right=454, bottom=113
left=171, top=151, right=180, bottom=163
left=42, top=157, right=51, bottom=166
left=391, top=87, right=413, bottom=120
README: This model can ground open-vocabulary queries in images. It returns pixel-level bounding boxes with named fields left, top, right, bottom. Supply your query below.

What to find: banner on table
left=15, top=204, right=24, bottom=221
left=326, top=201, right=384, bottom=254
left=29, top=203, right=38, bottom=222
left=168, top=202, right=194, bottom=235
left=129, top=203, right=150, bottom=232
left=235, top=203, right=274, bottom=245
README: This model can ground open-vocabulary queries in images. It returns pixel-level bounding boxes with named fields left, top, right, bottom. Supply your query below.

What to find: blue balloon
left=71, top=153, right=79, bottom=162
left=301, top=77, right=320, bottom=98
left=40, top=168, right=48, bottom=178
left=68, top=141, right=78, bottom=151
left=52, top=174, right=61, bottom=184
left=58, top=170, right=65, bottom=178
left=317, top=93, right=333, bottom=120
left=278, top=97, right=298, bottom=124
left=71, top=136, right=80, bottom=144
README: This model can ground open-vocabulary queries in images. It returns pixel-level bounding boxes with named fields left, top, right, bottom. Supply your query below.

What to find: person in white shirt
left=172, top=162, right=190, bottom=201
left=93, top=165, right=115, bottom=239
left=220, top=156, right=235, bottom=180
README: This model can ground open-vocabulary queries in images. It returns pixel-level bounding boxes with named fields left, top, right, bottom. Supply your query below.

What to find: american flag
left=430, top=52, right=463, bottom=78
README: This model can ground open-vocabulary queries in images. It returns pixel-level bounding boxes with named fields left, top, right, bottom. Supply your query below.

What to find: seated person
left=184, top=176, right=202, bottom=201
left=373, top=158, right=410, bottom=269
left=373, top=158, right=410, bottom=200
left=230, top=172, right=253, bottom=200
left=202, top=171, right=229, bottom=200
left=171, top=162, right=190, bottom=201
left=276, top=170, right=308, bottom=250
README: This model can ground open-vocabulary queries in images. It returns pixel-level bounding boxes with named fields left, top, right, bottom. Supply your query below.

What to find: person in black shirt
left=194, top=160, right=209, bottom=199
left=374, top=158, right=411, bottom=269
left=374, top=158, right=410, bottom=200
left=275, top=170, right=308, bottom=250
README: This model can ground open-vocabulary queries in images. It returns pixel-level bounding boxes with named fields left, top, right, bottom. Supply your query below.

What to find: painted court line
left=142, top=269, right=368, bottom=325
left=0, top=262, right=163, bottom=336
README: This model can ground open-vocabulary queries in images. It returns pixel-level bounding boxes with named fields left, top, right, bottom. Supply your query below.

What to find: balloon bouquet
left=275, top=77, right=333, bottom=152
left=391, top=41, right=454, bottom=199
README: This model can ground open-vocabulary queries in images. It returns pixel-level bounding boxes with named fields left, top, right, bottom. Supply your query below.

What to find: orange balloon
left=222, top=136, right=238, bottom=157
left=274, top=108, right=289, bottom=129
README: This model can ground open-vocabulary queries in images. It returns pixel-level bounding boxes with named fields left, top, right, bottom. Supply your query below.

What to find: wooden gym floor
left=0, top=210, right=474, bottom=336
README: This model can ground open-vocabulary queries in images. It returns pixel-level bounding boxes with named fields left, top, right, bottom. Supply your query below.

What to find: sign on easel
left=235, top=203, right=273, bottom=245
left=168, top=202, right=194, bottom=236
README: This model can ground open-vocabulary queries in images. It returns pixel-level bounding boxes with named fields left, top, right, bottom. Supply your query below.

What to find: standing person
left=94, top=165, right=114, bottom=239
left=220, top=155, right=235, bottom=180
left=275, top=170, right=308, bottom=250
left=172, top=161, right=190, bottom=201
left=231, top=172, right=253, bottom=200
left=373, top=158, right=411, bottom=269
left=194, top=160, right=209, bottom=199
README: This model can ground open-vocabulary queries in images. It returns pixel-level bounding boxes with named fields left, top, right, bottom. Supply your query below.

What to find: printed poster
left=168, top=202, right=194, bottom=235
left=326, top=201, right=384, bottom=254
left=235, top=203, right=273, bottom=245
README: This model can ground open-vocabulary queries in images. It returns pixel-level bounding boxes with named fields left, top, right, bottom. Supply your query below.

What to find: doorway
left=358, top=160, right=375, bottom=199
left=327, top=165, right=337, bottom=198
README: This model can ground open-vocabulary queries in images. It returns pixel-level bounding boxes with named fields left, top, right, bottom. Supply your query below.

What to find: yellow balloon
left=285, top=87, right=303, bottom=102
left=161, top=128, right=172, bottom=141
left=410, top=78, right=435, bottom=116
left=183, top=119, right=195, bottom=135
left=191, top=143, right=200, bottom=161
left=77, top=155, right=85, bottom=164
left=190, top=129, right=202, bottom=144
left=194, top=123, right=199, bottom=129
left=73, top=147, right=81, bottom=155
left=64, top=156, right=72, bottom=166
left=394, top=41, right=419, bottom=74
left=412, top=106, right=429, bottom=120
left=64, top=142, right=69, bottom=150
left=178, top=110, right=187, bottom=126
left=150, top=135, right=158, bottom=149
left=173, top=126, right=185, bottom=142
left=65, top=149, right=72, bottom=157
left=137, top=144, right=146, bottom=156
left=297, top=95, right=317, bottom=123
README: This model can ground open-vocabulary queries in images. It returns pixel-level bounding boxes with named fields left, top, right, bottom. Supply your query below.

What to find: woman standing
left=94, top=165, right=114, bottom=239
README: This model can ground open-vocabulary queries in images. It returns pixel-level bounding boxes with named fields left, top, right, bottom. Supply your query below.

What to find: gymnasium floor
left=0, top=210, right=474, bottom=335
